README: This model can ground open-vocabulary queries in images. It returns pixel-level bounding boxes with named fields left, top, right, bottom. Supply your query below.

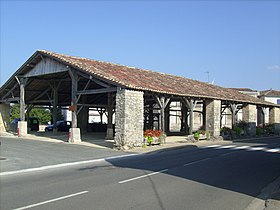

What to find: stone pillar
left=242, top=104, right=257, bottom=136
left=115, top=89, right=144, bottom=150
left=205, top=99, right=221, bottom=137
left=269, top=107, right=280, bottom=135
left=0, top=103, right=10, bottom=133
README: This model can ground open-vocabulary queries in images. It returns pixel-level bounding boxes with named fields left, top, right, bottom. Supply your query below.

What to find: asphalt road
left=1, top=137, right=280, bottom=210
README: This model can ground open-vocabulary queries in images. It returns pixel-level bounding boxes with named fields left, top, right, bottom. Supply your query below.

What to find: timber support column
left=0, top=103, right=10, bottom=133
left=154, top=95, right=170, bottom=133
left=68, top=69, right=81, bottom=143
left=205, top=99, right=221, bottom=137
left=106, top=93, right=114, bottom=140
left=18, top=77, right=28, bottom=137
left=115, top=88, right=144, bottom=150
left=184, top=99, right=197, bottom=135
left=242, top=104, right=257, bottom=136
left=269, top=107, right=280, bottom=135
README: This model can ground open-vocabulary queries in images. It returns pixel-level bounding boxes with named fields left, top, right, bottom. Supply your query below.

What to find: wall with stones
left=205, top=99, right=221, bottom=136
left=115, top=89, right=144, bottom=149
left=269, top=107, right=280, bottom=135
left=0, top=103, right=10, bottom=133
left=242, top=104, right=257, bottom=136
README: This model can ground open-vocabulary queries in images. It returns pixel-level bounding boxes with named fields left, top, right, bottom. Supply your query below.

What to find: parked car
left=10, top=117, right=39, bottom=132
left=45, top=121, right=71, bottom=132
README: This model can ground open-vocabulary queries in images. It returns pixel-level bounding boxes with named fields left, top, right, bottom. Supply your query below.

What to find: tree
left=10, top=104, right=20, bottom=121
left=10, top=104, right=52, bottom=125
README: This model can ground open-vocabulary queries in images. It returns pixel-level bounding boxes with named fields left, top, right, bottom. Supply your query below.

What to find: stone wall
left=205, top=99, right=221, bottom=136
left=269, top=107, right=280, bottom=135
left=115, top=89, right=144, bottom=149
left=0, top=103, right=10, bottom=133
left=242, top=104, right=257, bottom=136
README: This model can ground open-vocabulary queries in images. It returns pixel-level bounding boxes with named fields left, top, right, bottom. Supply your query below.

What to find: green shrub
left=194, top=132, right=200, bottom=140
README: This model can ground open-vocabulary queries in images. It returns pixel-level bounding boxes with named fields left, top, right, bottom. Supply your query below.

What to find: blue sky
left=1, top=0, right=280, bottom=90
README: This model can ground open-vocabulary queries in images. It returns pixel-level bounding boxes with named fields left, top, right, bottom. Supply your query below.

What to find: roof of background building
left=229, top=88, right=258, bottom=92
left=0, top=50, right=278, bottom=107
left=260, top=89, right=280, bottom=97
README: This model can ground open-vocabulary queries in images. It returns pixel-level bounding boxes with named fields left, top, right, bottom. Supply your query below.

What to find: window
left=277, top=99, right=280, bottom=105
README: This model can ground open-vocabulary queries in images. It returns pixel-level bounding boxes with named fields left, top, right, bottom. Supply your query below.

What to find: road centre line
left=13, top=191, right=88, bottom=210
left=119, top=169, right=168, bottom=184
left=183, top=158, right=211, bottom=166
left=119, top=157, right=213, bottom=184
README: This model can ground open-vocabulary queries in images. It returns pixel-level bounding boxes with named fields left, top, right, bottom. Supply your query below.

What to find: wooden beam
left=1, top=83, right=18, bottom=100
left=77, top=87, right=117, bottom=95
left=75, top=71, right=111, bottom=88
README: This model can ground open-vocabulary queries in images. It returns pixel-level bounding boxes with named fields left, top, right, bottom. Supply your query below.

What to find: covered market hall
left=0, top=50, right=279, bottom=149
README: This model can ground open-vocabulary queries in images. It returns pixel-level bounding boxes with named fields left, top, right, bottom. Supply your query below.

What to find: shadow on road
left=105, top=139, right=280, bottom=205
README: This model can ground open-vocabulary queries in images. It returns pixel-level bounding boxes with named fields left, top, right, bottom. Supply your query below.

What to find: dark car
left=10, top=117, right=39, bottom=132
left=45, top=121, right=71, bottom=132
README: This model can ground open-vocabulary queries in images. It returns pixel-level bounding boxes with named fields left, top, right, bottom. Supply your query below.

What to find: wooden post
left=230, top=103, right=237, bottom=128
left=148, top=102, right=154, bottom=129
left=69, top=69, right=78, bottom=128
left=52, top=82, right=59, bottom=132
left=106, top=93, right=114, bottom=140
left=181, top=104, right=187, bottom=133
left=68, top=68, right=81, bottom=142
left=154, top=95, right=170, bottom=133
left=19, top=78, right=28, bottom=121
left=184, top=98, right=197, bottom=135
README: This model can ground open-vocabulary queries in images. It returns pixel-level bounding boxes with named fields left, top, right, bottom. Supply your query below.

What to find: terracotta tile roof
left=31, top=50, right=278, bottom=106
left=260, top=89, right=280, bottom=97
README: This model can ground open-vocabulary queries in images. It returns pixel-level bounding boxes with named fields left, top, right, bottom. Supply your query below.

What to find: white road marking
left=204, top=145, right=222, bottom=148
left=13, top=191, right=88, bottom=210
left=266, top=148, right=280, bottom=153
left=247, top=147, right=266, bottom=151
left=218, top=145, right=237, bottom=149
left=232, top=146, right=250, bottom=150
left=183, top=158, right=211, bottom=166
left=119, top=169, right=168, bottom=184
left=0, top=154, right=138, bottom=176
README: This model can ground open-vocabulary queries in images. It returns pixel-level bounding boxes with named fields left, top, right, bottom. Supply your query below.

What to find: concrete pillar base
left=106, top=128, right=114, bottom=140
left=68, top=128, right=81, bottom=143
left=18, top=121, right=28, bottom=137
